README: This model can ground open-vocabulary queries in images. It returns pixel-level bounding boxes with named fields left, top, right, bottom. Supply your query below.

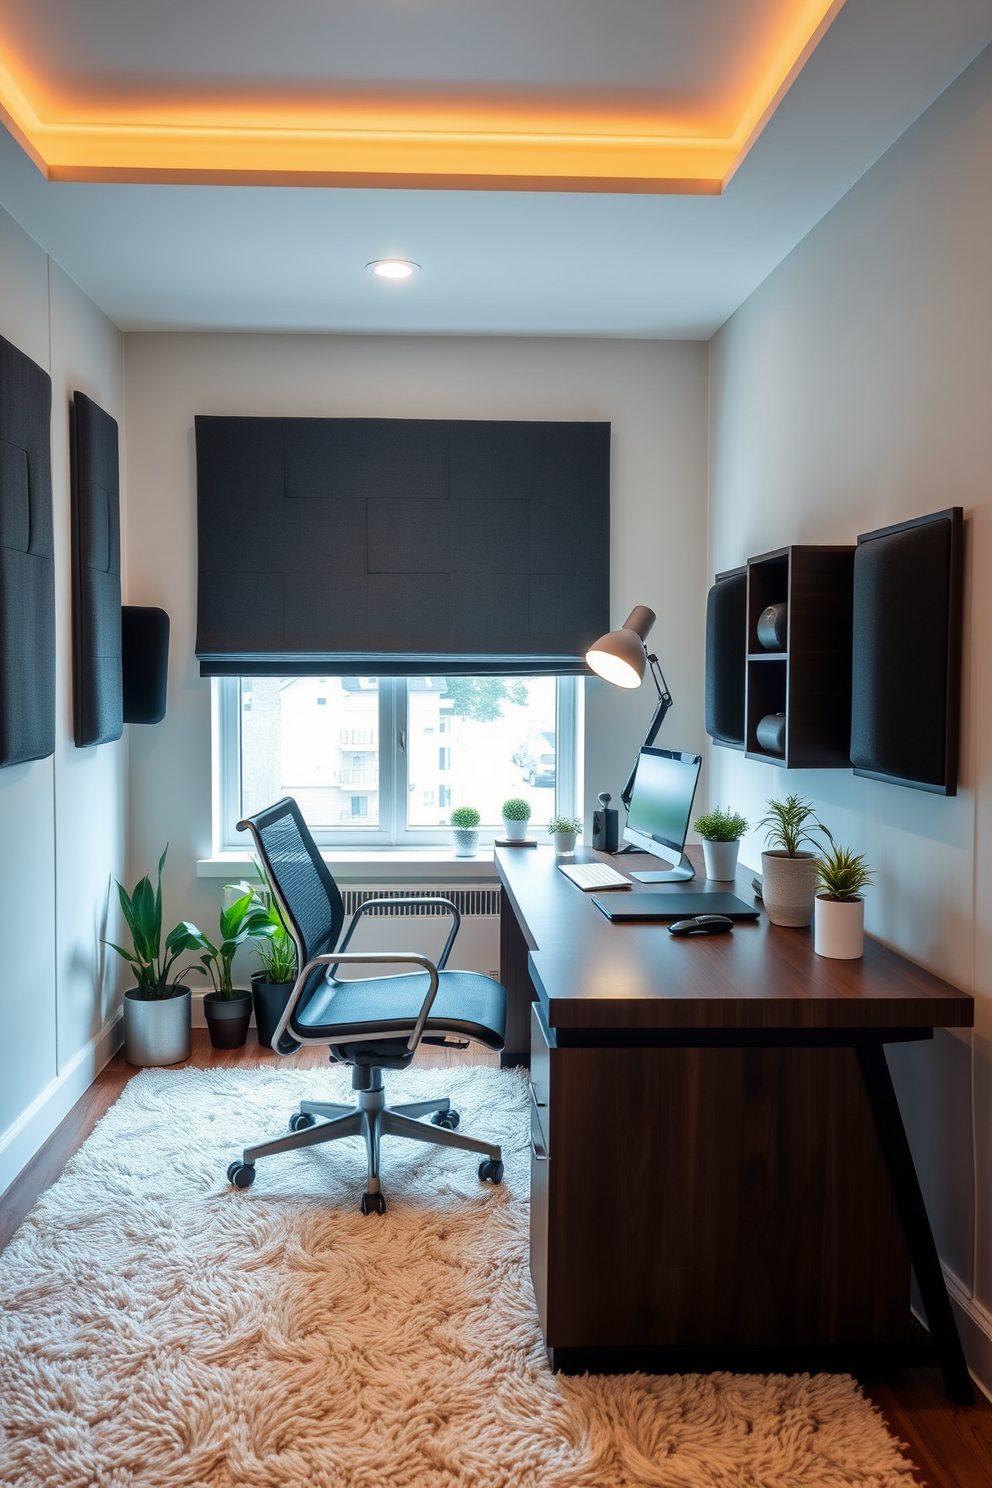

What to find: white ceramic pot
left=453, top=828, right=479, bottom=858
left=814, top=895, right=865, bottom=959
left=502, top=816, right=530, bottom=841
left=760, top=850, right=819, bottom=927
left=123, top=987, right=192, bottom=1067
left=702, top=839, right=739, bottom=881
left=553, top=831, right=577, bottom=856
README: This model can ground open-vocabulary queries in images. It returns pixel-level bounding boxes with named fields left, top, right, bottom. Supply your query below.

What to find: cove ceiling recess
left=0, top=0, right=844, bottom=192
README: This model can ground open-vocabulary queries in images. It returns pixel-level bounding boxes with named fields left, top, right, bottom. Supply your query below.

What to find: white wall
left=0, top=209, right=126, bottom=1198
left=121, top=332, right=710, bottom=959
left=708, top=43, right=992, bottom=1382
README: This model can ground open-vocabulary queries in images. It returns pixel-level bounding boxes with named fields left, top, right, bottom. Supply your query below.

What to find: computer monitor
left=623, top=746, right=701, bottom=883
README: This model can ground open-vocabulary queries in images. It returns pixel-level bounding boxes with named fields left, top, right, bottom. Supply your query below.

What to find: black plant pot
left=251, top=975, right=295, bottom=1051
left=203, top=989, right=253, bottom=1050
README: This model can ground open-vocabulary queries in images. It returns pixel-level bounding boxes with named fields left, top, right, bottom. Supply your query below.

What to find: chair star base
left=232, top=1065, right=503, bottom=1213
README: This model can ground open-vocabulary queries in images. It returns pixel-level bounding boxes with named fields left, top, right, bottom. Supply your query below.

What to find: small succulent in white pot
left=814, top=838, right=874, bottom=960
left=693, top=806, right=748, bottom=881
left=548, top=815, right=582, bottom=856
left=757, top=795, right=828, bottom=927
left=450, top=805, right=481, bottom=857
left=501, top=797, right=532, bottom=841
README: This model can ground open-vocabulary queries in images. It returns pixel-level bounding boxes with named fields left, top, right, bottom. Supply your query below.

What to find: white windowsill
left=197, top=849, right=502, bottom=885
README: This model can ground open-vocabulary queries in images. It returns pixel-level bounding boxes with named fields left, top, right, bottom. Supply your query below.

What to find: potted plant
left=757, top=794, right=828, bottom=927
left=106, top=848, right=204, bottom=1067
left=815, top=839, right=874, bottom=960
left=190, top=884, right=275, bottom=1049
left=450, top=805, right=481, bottom=857
left=548, top=815, right=582, bottom=856
left=693, top=806, right=749, bottom=881
left=501, top=797, right=532, bottom=841
left=251, top=896, right=299, bottom=1051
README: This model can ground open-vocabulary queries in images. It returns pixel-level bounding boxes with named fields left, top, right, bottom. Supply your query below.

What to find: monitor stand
left=629, top=853, right=696, bottom=884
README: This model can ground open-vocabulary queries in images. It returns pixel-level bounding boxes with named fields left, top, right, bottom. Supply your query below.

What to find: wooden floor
left=2, top=1031, right=991, bottom=1488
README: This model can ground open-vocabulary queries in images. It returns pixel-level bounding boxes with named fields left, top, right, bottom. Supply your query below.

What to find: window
left=215, top=674, right=580, bottom=849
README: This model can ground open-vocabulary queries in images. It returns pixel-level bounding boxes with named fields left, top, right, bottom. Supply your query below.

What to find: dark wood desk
left=495, top=844, right=975, bottom=1399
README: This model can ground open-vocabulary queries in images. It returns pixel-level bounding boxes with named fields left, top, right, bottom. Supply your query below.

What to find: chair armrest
left=337, top=896, right=461, bottom=969
left=270, top=950, right=441, bottom=1056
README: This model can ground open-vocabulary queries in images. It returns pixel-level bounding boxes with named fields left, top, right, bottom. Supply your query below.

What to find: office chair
left=226, top=796, right=508, bottom=1214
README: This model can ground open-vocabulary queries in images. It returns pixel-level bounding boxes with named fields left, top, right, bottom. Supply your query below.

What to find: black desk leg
left=857, top=1042, right=974, bottom=1404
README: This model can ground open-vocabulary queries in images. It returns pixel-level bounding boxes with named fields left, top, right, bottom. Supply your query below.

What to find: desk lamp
left=586, top=605, right=673, bottom=810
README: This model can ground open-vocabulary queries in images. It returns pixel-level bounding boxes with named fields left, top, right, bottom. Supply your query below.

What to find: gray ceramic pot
left=123, top=987, right=192, bottom=1066
left=760, top=851, right=819, bottom=927
left=203, top=989, right=253, bottom=1050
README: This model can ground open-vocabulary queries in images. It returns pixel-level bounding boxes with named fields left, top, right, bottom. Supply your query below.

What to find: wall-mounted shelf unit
left=704, top=566, right=747, bottom=750
left=745, top=545, right=854, bottom=769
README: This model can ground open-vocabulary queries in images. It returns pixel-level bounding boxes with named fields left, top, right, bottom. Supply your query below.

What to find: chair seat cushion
left=292, top=968, right=507, bottom=1050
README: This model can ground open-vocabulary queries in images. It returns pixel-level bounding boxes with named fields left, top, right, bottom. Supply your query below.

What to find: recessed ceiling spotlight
left=367, top=259, right=420, bottom=280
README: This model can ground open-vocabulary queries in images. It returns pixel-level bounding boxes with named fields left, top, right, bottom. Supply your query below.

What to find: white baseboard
left=942, top=1265, right=992, bottom=1401
left=0, top=1011, right=124, bottom=1202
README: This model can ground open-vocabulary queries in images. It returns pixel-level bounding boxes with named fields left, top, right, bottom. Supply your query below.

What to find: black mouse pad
left=591, top=892, right=760, bottom=923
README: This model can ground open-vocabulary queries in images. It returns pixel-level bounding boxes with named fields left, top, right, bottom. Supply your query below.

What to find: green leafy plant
left=501, top=798, right=532, bottom=822
left=450, top=806, right=481, bottom=829
left=248, top=861, right=298, bottom=985
left=693, top=806, right=748, bottom=842
left=817, top=841, right=874, bottom=902
left=105, top=847, right=204, bottom=1001
left=548, top=816, right=582, bottom=836
left=758, top=795, right=828, bottom=857
left=189, top=883, right=276, bottom=999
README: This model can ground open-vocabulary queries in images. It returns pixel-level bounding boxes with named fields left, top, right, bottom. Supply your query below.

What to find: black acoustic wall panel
left=704, top=567, right=747, bottom=748
left=0, top=333, right=54, bottom=766
left=122, top=606, right=170, bottom=724
left=71, top=391, right=122, bottom=746
left=851, top=507, right=962, bottom=794
left=193, top=416, right=611, bottom=676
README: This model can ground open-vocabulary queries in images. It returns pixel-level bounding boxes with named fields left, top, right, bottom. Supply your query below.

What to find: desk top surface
left=495, top=844, right=973, bottom=1033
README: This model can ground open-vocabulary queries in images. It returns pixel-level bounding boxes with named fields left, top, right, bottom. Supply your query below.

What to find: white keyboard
left=558, top=860, right=632, bottom=891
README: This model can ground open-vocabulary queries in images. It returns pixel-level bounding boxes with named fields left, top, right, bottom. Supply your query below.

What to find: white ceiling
left=0, top=0, right=799, bottom=113
left=0, top=0, right=988, bottom=338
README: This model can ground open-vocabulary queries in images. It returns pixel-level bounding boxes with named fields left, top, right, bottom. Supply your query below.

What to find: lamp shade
left=585, top=605, right=657, bottom=688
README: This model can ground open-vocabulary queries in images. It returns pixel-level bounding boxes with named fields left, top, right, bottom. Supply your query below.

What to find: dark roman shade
left=194, top=417, right=610, bottom=676
left=71, top=391, right=122, bottom=747
left=0, top=333, right=54, bottom=766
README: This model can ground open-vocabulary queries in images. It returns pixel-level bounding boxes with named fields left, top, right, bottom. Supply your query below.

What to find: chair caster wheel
left=478, top=1158, right=504, bottom=1185
left=227, top=1161, right=256, bottom=1189
left=361, top=1191, right=386, bottom=1216
left=431, top=1109, right=460, bottom=1130
left=289, top=1112, right=316, bottom=1132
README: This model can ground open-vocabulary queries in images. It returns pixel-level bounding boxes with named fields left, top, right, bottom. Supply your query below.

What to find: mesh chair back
left=238, top=797, right=345, bottom=973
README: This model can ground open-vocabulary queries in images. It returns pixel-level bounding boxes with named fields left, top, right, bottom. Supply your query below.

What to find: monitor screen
left=623, top=747, right=702, bottom=866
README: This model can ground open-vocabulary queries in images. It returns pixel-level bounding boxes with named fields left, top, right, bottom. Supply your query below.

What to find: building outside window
left=218, top=674, right=580, bottom=849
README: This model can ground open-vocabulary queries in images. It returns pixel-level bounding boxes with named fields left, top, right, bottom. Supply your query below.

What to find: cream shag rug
left=0, top=1065, right=917, bottom=1488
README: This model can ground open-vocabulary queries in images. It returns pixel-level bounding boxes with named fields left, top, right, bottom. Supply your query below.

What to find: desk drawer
left=530, top=1000, right=552, bottom=1112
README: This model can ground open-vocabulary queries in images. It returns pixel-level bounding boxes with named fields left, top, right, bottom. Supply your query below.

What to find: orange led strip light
left=0, top=1, right=845, bottom=193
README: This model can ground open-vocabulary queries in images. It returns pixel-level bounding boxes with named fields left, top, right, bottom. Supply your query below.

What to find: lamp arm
left=620, top=654, right=673, bottom=810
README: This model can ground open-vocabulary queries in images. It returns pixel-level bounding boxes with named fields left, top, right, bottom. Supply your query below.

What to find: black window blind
left=194, top=416, right=610, bottom=676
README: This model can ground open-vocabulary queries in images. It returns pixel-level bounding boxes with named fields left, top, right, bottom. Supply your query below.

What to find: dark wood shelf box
left=745, top=545, right=855, bottom=770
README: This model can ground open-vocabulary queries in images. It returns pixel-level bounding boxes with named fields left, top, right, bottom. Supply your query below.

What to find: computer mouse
left=668, top=914, right=734, bottom=936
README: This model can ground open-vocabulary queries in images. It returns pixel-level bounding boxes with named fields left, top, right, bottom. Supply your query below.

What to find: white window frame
left=213, top=674, right=581, bottom=852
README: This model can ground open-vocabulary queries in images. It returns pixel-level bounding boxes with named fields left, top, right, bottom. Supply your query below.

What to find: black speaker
left=592, top=808, right=619, bottom=852
left=705, top=567, right=746, bottom=747
left=122, top=606, right=170, bottom=725
left=851, top=508, right=962, bottom=794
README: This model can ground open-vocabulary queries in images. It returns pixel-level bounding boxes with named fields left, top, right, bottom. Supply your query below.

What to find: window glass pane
left=406, top=676, right=557, bottom=828
left=240, top=677, right=380, bottom=828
